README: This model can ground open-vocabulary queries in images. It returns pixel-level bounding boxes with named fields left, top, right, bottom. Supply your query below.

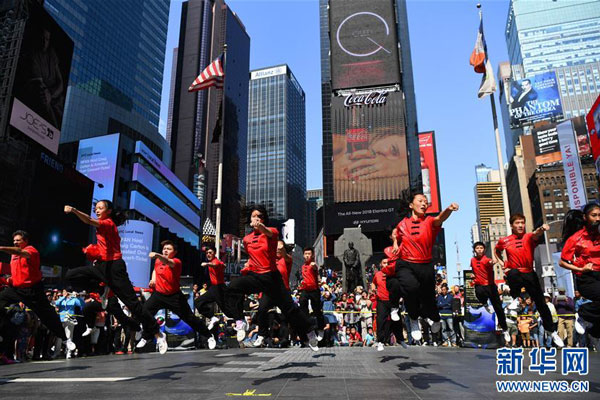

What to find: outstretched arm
left=433, top=203, right=459, bottom=227
left=251, top=221, right=274, bottom=238
left=64, top=206, right=100, bottom=228
left=149, top=252, right=175, bottom=267
left=0, top=246, right=31, bottom=259
left=532, top=224, right=550, bottom=240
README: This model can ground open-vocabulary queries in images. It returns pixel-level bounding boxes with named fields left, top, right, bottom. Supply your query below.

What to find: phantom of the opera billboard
left=329, top=0, right=401, bottom=90
left=509, top=71, right=563, bottom=128
left=325, top=89, right=410, bottom=234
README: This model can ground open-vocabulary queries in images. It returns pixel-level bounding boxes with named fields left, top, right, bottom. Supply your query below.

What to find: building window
left=553, top=189, right=562, bottom=197
left=555, top=201, right=564, bottom=208
left=556, top=212, right=565, bottom=220
left=544, top=201, right=553, bottom=210
left=543, top=189, right=551, bottom=197
left=549, top=238, right=558, bottom=244
left=546, top=213, right=555, bottom=222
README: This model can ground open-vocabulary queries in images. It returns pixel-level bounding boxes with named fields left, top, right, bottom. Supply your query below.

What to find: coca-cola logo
left=343, top=90, right=388, bottom=107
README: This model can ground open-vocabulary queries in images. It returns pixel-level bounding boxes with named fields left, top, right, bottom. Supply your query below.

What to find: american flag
left=188, top=54, right=224, bottom=92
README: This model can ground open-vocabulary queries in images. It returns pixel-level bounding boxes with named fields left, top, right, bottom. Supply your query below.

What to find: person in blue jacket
left=55, top=289, right=84, bottom=358
left=436, top=285, right=456, bottom=347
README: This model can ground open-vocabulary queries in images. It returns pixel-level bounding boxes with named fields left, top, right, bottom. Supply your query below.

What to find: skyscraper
left=169, top=0, right=250, bottom=237
left=474, top=168, right=506, bottom=242
left=246, top=65, right=306, bottom=245
left=505, top=0, right=600, bottom=76
left=44, top=0, right=171, bottom=164
left=320, top=0, right=421, bottom=244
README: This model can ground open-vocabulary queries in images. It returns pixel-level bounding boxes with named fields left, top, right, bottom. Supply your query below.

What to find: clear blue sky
left=159, top=0, right=512, bottom=286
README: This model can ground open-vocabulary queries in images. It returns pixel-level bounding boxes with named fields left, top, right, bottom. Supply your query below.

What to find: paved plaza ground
left=0, top=346, right=598, bottom=399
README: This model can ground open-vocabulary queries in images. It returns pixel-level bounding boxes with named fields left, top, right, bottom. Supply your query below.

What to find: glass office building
left=45, top=0, right=171, bottom=164
left=247, top=65, right=306, bottom=245
left=506, top=0, right=600, bottom=75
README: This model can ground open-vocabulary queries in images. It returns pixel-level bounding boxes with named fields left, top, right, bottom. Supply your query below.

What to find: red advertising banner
left=418, top=131, right=441, bottom=214
left=586, top=93, right=600, bottom=168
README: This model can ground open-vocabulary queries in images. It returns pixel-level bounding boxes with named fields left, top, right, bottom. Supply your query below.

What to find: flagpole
left=215, top=44, right=227, bottom=259
left=479, top=6, right=512, bottom=231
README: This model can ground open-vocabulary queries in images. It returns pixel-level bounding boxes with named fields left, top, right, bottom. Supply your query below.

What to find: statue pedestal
left=334, top=227, right=372, bottom=293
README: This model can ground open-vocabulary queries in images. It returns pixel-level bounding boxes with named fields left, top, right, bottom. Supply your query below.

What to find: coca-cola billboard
left=330, top=91, right=409, bottom=204
left=343, top=90, right=389, bottom=107
left=418, top=131, right=441, bottom=215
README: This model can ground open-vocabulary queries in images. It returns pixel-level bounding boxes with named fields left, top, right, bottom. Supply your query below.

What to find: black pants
left=386, top=260, right=440, bottom=322
left=299, top=290, right=325, bottom=330
left=0, top=283, right=66, bottom=340
left=376, top=300, right=404, bottom=344
left=66, top=259, right=157, bottom=334
left=505, top=269, right=554, bottom=332
left=142, top=291, right=209, bottom=340
left=256, top=293, right=285, bottom=338
left=475, top=284, right=508, bottom=330
left=194, top=284, right=234, bottom=320
left=226, top=270, right=314, bottom=336
left=576, top=271, right=600, bottom=338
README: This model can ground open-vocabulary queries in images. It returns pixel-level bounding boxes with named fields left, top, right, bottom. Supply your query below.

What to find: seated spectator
left=363, top=326, right=375, bottom=347
left=348, top=326, right=362, bottom=347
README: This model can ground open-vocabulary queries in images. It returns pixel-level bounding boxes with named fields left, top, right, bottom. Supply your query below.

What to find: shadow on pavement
left=148, top=362, right=215, bottom=371
left=396, top=361, right=432, bottom=371
left=252, top=372, right=326, bottom=386
left=407, top=373, right=469, bottom=390
left=312, top=353, right=336, bottom=359
left=380, top=355, right=409, bottom=363
left=264, top=362, right=319, bottom=371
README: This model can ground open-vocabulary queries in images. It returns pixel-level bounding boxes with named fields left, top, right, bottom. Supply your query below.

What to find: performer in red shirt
left=64, top=200, right=166, bottom=354
left=386, top=193, right=459, bottom=342
left=0, top=230, right=74, bottom=354
left=226, top=205, right=319, bottom=350
left=137, top=241, right=212, bottom=349
left=470, top=241, right=510, bottom=343
left=559, top=204, right=600, bottom=339
left=298, top=247, right=325, bottom=340
left=252, top=240, right=293, bottom=348
left=194, top=246, right=234, bottom=335
left=495, top=213, right=563, bottom=347
left=371, top=258, right=405, bottom=351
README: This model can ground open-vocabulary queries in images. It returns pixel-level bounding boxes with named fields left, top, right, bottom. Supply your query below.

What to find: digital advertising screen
left=118, top=220, right=154, bottom=288
left=76, top=133, right=120, bottom=213
left=324, top=200, right=399, bottom=235
left=331, top=90, right=409, bottom=204
left=508, top=71, right=563, bottom=128
left=329, top=0, right=401, bottom=90
left=10, top=0, right=73, bottom=153
left=532, top=122, right=561, bottom=165
left=463, top=270, right=502, bottom=349
left=418, top=131, right=441, bottom=214
left=532, top=117, right=590, bottom=166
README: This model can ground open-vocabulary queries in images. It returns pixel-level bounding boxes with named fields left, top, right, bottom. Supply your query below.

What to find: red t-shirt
left=10, top=245, right=41, bottom=288
left=395, top=216, right=441, bottom=263
left=471, top=255, right=495, bottom=286
left=561, top=228, right=600, bottom=276
left=373, top=270, right=389, bottom=301
left=96, top=218, right=122, bottom=261
left=495, top=233, right=539, bottom=273
left=208, top=258, right=225, bottom=285
left=301, top=262, right=319, bottom=291
left=243, top=227, right=279, bottom=274
left=154, top=258, right=182, bottom=295
left=277, top=257, right=292, bottom=290
left=382, top=246, right=399, bottom=276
